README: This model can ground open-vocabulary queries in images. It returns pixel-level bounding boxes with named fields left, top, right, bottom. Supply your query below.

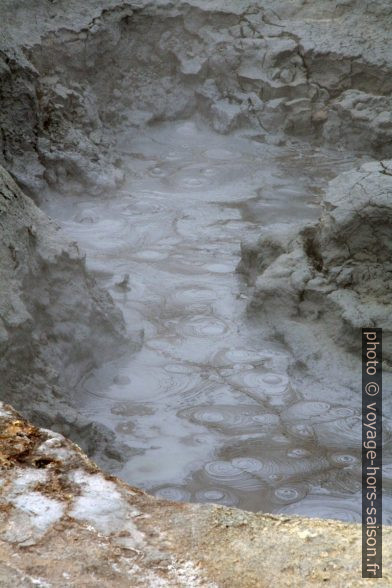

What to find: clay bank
left=1, top=0, right=392, bottom=585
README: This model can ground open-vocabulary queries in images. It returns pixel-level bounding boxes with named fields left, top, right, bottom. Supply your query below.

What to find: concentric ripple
left=242, top=372, right=289, bottom=389
left=148, top=166, right=167, bottom=178
left=154, top=486, right=191, bottom=502
left=315, top=417, right=362, bottom=450
left=214, top=348, right=271, bottom=366
left=194, top=488, right=239, bottom=506
left=231, top=457, right=284, bottom=484
left=163, top=363, right=196, bottom=375
left=282, top=401, right=356, bottom=424
left=221, top=443, right=330, bottom=485
left=286, top=423, right=315, bottom=440
left=287, top=448, right=311, bottom=459
left=170, top=286, right=218, bottom=305
left=180, top=177, right=207, bottom=188
left=276, top=494, right=362, bottom=523
left=202, top=461, right=264, bottom=491
left=273, top=484, right=308, bottom=504
left=164, top=150, right=183, bottom=161
left=329, top=453, right=359, bottom=466
left=227, top=371, right=294, bottom=407
left=178, top=405, right=281, bottom=435
left=179, top=316, right=228, bottom=337
left=251, top=414, right=280, bottom=427
left=231, top=457, right=265, bottom=474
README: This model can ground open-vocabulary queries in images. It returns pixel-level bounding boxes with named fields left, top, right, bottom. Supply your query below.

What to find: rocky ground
left=1, top=402, right=391, bottom=587
left=1, top=0, right=392, bottom=585
left=238, top=159, right=392, bottom=385
left=2, top=0, right=392, bottom=201
left=0, top=164, right=142, bottom=468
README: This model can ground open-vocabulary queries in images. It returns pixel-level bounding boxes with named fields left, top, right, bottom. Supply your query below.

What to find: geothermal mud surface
left=3, top=0, right=392, bottom=551
left=43, top=121, right=378, bottom=520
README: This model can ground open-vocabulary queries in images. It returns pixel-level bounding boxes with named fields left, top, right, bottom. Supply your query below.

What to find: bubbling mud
left=45, top=121, right=380, bottom=520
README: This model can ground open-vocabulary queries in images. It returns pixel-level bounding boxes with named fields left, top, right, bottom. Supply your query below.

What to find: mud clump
left=241, top=160, right=392, bottom=374
left=0, top=164, right=141, bottom=466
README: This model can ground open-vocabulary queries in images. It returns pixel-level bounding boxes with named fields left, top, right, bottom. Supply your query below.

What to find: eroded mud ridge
left=2, top=0, right=392, bottom=524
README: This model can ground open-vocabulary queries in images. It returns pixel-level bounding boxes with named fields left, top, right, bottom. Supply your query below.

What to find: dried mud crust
left=1, top=402, right=391, bottom=587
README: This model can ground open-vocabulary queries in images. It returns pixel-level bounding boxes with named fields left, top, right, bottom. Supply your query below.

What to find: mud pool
left=44, top=120, right=375, bottom=520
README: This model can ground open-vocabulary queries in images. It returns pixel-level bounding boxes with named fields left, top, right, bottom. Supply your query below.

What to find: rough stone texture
left=0, top=164, right=141, bottom=466
left=2, top=0, right=392, bottom=199
left=0, top=402, right=390, bottom=587
left=239, top=160, right=392, bottom=389
left=1, top=1, right=392, bottom=585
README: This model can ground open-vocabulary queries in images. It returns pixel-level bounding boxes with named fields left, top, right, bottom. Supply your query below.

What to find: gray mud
left=2, top=0, right=392, bottom=524
left=43, top=121, right=375, bottom=520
